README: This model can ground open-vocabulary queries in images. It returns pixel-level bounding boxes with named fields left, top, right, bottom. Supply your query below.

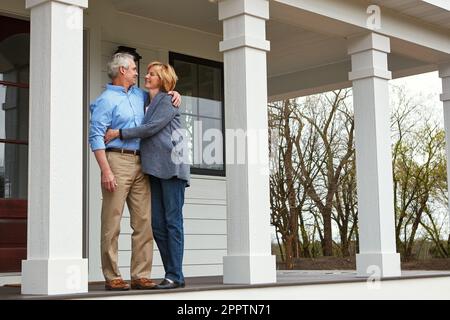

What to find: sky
left=392, top=71, right=442, bottom=95
left=391, top=71, right=443, bottom=123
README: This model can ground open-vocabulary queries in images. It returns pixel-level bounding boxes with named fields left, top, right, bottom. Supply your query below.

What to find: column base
left=22, top=259, right=88, bottom=295
left=223, top=255, right=276, bottom=284
left=356, top=253, right=401, bottom=278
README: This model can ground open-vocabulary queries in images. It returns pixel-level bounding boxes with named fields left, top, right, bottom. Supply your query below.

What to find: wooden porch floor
left=1, top=270, right=450, bottom=300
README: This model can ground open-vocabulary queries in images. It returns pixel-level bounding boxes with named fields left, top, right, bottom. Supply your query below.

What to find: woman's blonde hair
left=147, top=61, right=178, bottom=92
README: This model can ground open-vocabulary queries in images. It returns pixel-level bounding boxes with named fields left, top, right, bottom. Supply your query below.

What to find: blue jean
left=150, top=176, right=186, bottom=283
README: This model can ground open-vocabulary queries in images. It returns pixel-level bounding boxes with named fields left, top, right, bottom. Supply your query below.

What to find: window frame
left=169, top=52, right=226, bottom=177
left=0, top=78, right=30, bottom=144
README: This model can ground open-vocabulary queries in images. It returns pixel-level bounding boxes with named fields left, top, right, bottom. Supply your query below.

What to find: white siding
left=111, top=178, right=227, bottom=280
left=87, top=1, right=227, bottom=281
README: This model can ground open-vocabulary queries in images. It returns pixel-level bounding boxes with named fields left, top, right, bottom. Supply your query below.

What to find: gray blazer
left=122, top=92, right=190, bottom=186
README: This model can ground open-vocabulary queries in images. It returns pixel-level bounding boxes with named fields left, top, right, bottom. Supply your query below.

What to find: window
left=170, top=52, right=225, bottom=176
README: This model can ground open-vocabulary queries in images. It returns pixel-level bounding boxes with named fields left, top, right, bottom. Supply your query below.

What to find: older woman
left=105, top=62, right=190, bottom=289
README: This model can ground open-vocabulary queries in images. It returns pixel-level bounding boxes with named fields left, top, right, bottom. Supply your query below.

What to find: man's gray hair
left=107, top=53, right=135, bottom=80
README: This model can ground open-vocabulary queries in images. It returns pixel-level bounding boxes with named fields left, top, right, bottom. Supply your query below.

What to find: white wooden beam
left=275, top=0, right=450, bottom=54
left=268, top=55, right=436, bottom=101
left=421, top=0, right=450, bottom=11
left=22, top=0, right=88, bottom=295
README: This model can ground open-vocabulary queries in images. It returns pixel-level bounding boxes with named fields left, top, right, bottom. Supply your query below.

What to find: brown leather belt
left=106, top=148, right=140, bottom=156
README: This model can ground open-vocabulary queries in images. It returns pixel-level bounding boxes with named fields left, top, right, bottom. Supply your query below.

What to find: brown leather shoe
left=131, top=278, right=157, bottom=290
left=105, top=278, right=130, bottom=291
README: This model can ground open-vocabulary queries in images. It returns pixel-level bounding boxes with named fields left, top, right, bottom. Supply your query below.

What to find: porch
left=2, top=270, right=450, bottom=300
left=0, top=0, right=449, bottom=296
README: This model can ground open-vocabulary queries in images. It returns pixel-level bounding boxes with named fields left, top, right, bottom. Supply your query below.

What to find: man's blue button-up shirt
left=89, top=84, right=148, bottom=151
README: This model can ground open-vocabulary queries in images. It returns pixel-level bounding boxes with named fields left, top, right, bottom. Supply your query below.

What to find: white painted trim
left=275, top=0, right=450, bottom=54
left=22, top=259, right=88, bottom=295
left=347, top=33, right=391, bottom=55
left=349, top=68, right=392, bottom=81
left=219, top=0, right=269, bottom=21
left=268, top=59, right=437, bottom=101
left=421, top=0, right=450, bottom=11
left=26, top=0, right=88, bottom=9
left=439, top=63, right=450, bottom=78
left=0, top=274, right=21, bottom=286
left=190, top=175, right=227, bottom=181
left=220, top=36, right=270, bottom=52
left=440, top=63, right=450, bottom=102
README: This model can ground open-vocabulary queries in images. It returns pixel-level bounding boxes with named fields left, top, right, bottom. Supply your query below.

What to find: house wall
left=85, top=0, right=227, bottom=281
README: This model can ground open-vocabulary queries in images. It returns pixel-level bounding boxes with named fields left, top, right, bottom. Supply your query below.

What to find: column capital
left=220, top=36, right=270, bottom=53
left=439, top=62, right=450, bottom=78
left=440, top=62, right=450, bottom=102
left=441, top=94, right=450, bottom=102
left=348, top=32, right=391, bottom=55
left=219, top=0, right=269, bottom=21
left=349, top=68, right=392, bottom=81
left=26, top=0, right=88, bottom=10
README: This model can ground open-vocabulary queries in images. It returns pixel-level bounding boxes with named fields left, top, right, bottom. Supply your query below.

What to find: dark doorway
left=0, top=15, right=30, bottom=273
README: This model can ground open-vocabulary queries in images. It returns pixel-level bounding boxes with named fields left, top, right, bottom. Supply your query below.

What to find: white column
left=348, top=33, right=401, bottom=278
left=219, top=0, right=276, bottom=284
left=22, top=0, right=88, bottom=295
left=440, top=63, right=450, bottom=232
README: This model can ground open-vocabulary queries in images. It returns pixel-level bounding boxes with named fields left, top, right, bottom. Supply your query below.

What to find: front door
left=0, top=15, right=30, bottom=273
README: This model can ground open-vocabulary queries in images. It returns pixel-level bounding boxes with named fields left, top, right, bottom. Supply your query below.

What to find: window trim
left=0, top=83, right=30, bottom=143
left=0, top=81, right=29, bottom=89
left=0, top=139, right=28, bottom=146
left=169, top=52, right=226, bottom=177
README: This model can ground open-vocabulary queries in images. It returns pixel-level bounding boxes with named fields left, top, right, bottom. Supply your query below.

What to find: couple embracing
left=89, top=53, right=190, bottom=291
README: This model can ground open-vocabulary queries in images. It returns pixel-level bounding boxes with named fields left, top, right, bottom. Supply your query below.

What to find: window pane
left=1, top=30, right=30, bottom=141
left=173, top=60, right=198, bottom=113
left=180, top=95, right=198, bottom=115
left=198, top=65, right=222, bottom=101
left=0, top=32, right=30, bottom=85
left=198, top=97, right=222, bottom=119
left=180, top=114, right=196, bottom=167
left=0, top=85, right=29, bottom=140
left=200, top=117, right=224, bottom=171
left=0, top=143, right=28, bottom=199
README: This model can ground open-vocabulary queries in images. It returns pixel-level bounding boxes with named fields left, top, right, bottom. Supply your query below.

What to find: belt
left=106, top=148, right=140, bottom=156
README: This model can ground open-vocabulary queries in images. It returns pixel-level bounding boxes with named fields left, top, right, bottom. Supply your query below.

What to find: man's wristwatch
left=119, top=129, right=123, bottom=140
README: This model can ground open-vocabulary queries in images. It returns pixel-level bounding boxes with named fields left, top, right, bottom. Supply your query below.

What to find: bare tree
left=269, top=90, right=356, bottom=259
left=292, top=90, right=354, bottom=256
left=391, top=85, right=448, bottom=260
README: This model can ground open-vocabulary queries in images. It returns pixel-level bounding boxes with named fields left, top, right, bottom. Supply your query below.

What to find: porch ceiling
left=107, top=0, right=448, bottom=98
left=110, top=0, right=442, bottom=72
left=110, top=0, right=222, bottom=35
left=371, top=0, right=450, bottom=28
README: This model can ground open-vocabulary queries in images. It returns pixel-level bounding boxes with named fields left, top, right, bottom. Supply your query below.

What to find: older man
left=89, top=53, right=180, bottom=290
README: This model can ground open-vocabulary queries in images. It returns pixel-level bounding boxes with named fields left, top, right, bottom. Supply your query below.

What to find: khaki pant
left=101, top=152, right=153, bottom=281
